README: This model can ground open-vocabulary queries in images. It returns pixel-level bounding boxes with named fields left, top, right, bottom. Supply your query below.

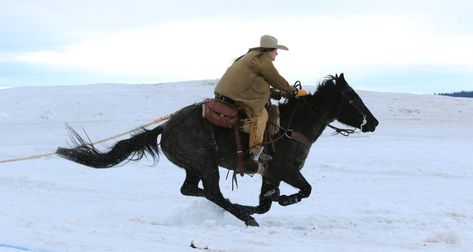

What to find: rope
left=0, top=243, right=29, bottom=251
left=0, top=115, right=171, bottom=164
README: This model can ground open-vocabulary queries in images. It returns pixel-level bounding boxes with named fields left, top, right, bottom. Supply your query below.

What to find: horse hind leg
left=180, top=169, right=204, bottom=197
left=201, top=168, right=259, bottom=226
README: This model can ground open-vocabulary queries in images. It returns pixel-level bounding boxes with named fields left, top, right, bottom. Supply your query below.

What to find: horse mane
left=315, top=75, right=338, bottom=94
left=278, top=75, right=340, bottom=120
left=283, top=75, right=338, bottom=104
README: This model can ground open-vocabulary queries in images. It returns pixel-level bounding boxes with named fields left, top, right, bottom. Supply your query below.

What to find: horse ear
left=340, top=73, right=345, bottom=80
left=335, top=73, right=339, bottom=78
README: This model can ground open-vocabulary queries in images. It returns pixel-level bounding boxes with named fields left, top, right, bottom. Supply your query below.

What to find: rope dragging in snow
left=0, top=242, right=30, bottom=251
left=0, top=115, right=171, bottom=164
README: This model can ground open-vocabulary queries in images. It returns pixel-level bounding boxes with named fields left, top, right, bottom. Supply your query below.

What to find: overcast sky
left=0, top=0, right=472, bottom=93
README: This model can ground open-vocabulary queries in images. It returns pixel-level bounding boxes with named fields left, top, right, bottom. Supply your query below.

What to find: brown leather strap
left=285, top=130, right=312, bottom=149
left=234, top=127, right=244, bottom=176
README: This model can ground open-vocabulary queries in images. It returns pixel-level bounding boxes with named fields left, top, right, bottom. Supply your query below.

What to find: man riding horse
left=57, top=35, right=379, bottom=227
left=214, top=35, right=309, bottom=169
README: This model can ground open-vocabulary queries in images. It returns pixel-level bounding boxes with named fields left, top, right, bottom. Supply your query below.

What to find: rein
left=327, top=124, right=355, bottom=136
left=302, top=83, right=368, bottom=137
left=262, top=98, right=313, bottom=149
left=264, top=83, right=366, bottom=148
left=301, top=98, right=356, bottom=137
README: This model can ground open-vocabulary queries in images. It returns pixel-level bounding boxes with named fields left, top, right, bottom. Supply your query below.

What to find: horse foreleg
left=201, top=169, right=259, bottom=226
left=278, top=171, right=312, bottom=206
left=251, top=177, right=281, bottom=214
left=230, top=177, right=281, bottom=215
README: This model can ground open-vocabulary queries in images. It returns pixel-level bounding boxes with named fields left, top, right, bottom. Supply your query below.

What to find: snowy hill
left=1, top=80, right=472, bottom=252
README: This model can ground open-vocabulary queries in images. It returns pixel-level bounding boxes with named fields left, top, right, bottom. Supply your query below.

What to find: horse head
left=329, top=73, right=379, bottom=132
left=305, top=73, right=378, bottom=133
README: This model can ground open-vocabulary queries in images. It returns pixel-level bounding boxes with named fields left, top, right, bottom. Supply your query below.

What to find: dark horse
left=57, top=73, right=378, bottom=226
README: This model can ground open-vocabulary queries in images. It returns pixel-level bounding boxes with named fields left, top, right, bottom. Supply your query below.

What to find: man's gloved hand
left=280, top=89, right=310, bottom=98
left=295, top=89, right=309, bottom=97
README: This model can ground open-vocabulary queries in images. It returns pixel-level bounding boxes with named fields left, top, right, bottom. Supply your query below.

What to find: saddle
left=202, top=98, right=280, bottom=176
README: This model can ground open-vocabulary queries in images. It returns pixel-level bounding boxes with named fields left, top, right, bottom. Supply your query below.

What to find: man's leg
left=248, top=108, right=269, bottom=161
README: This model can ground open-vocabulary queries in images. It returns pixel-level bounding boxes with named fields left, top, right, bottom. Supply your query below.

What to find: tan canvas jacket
left=215, top=50, right=295, bottom=116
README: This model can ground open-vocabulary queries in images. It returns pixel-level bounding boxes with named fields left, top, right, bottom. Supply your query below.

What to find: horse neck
left=279, top=95, right=337, bottom=142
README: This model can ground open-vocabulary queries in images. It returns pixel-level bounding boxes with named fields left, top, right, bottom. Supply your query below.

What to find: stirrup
left=251, top=146, right=264, bottom=161
left=258, top=153, right=272, bottom=162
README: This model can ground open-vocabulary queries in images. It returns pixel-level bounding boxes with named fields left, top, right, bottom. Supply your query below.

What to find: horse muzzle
left=361, top=118, right=379, bottom=132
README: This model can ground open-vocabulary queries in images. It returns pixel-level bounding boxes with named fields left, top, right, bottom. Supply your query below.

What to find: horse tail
left=56, top=124, right=164, bottom=168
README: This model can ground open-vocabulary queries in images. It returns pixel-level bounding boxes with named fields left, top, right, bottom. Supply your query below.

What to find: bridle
left=301, top=83, right=367, bottom=137
left=340, top=86, right=368, bottom=130
left=266, top=80, right=368, bottom=149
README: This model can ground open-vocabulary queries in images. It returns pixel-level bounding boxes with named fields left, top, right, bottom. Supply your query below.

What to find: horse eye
left=349, top=100, right=354, bottom=104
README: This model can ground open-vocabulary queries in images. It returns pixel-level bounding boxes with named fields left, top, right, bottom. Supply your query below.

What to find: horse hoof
left=245, top=218, right=259, bottom=227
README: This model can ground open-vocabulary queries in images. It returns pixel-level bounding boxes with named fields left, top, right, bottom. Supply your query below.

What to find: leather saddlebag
left=202, top=99, right=238, bottom=128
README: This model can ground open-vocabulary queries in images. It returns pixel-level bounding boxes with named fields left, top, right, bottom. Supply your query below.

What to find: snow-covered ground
left=1, top=80, right=472, bottom=252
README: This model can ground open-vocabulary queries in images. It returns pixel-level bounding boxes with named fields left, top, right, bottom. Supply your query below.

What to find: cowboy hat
left=250, top=35, right=289, bottom=50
